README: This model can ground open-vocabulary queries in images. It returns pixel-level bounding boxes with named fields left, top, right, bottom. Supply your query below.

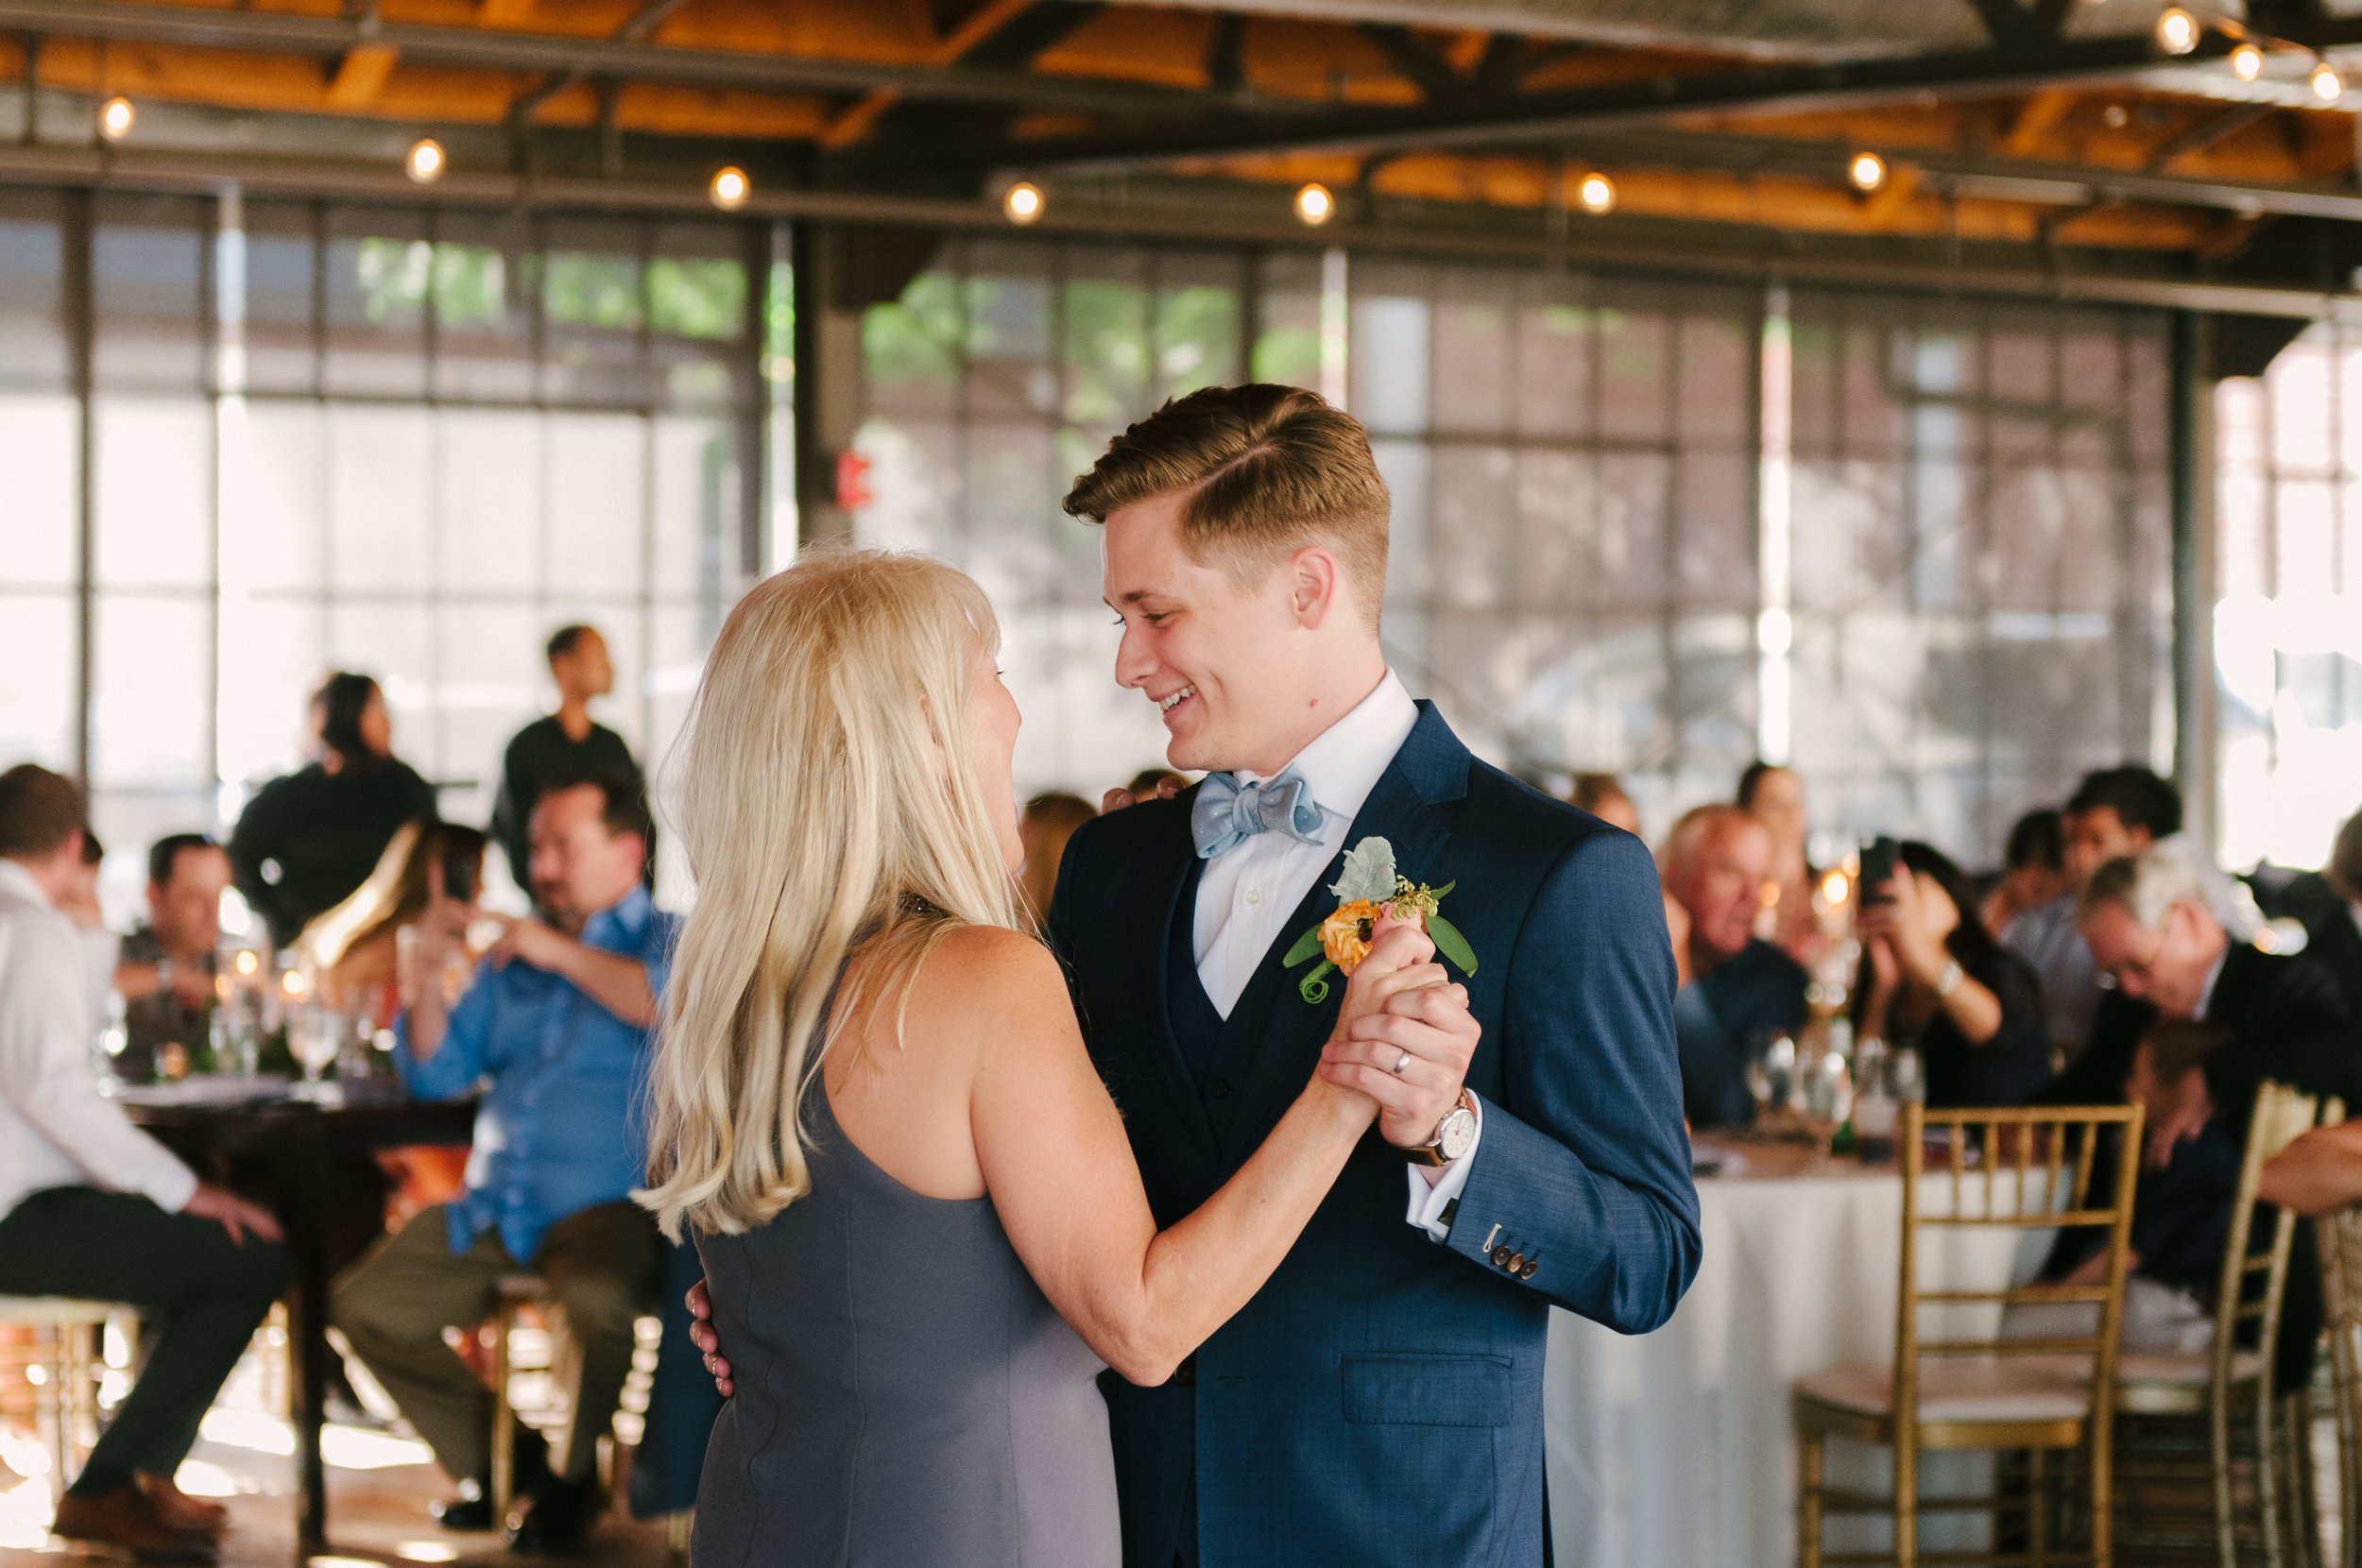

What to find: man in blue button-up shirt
left=333, top=772, right=678, bottom=1550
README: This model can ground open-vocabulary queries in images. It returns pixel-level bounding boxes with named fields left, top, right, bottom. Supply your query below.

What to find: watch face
left=1437, top=1107, right=1478, bottom=1162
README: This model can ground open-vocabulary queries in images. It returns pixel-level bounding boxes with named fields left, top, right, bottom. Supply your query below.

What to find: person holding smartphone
left=1853, top=839, right=2053, bottom=1108
left=331, top=768, right=676, bottom=1553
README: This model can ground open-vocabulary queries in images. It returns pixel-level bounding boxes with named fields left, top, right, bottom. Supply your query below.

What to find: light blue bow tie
left=1191, top=768, right=1327, bottom=860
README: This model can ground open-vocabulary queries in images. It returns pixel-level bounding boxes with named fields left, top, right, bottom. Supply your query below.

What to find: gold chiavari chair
left=2112, top=1080, right=2324, bottom=1568
left=1795, top=1101, right=2145, bottom=1568
left=2311, top=1103, right=2362, bottom=1568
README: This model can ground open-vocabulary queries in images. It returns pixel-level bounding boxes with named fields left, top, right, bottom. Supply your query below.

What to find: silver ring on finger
left=1392, top=1048, right=1412, bottom=1076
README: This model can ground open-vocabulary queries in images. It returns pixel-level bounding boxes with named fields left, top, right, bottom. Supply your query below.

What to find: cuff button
left=1519, top=1260, right=1539, bottom=1280
left=1490, top=1245, right=1512, bottom=1268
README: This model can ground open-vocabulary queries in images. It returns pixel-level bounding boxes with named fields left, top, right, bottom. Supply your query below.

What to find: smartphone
left=441, top=849, right=479, bottom=906
left=1858, top=836, right=1900, bottom=905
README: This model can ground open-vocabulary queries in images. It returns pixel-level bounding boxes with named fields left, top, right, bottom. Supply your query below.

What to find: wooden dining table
left=124, top=1083, right=477, bottom=1548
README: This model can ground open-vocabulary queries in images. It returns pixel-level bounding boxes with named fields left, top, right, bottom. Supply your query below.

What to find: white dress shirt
left=0, top=859, right=196, bottom=1225
left=1187, top=671, right=1478, bottom=1238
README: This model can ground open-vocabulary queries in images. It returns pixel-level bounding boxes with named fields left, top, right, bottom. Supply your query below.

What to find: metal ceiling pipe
left=0, top=138, right=2352, bottom=324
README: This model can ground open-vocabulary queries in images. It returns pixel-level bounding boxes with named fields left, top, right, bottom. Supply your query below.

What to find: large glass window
left=2215, top=323, right=2362, bottom=872
left=855, top=238, right=2175, bottom=865
left=0, top=188, right=770, bottom=907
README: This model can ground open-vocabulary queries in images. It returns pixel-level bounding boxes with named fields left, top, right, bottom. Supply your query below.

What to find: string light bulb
left=2313, top=59, right=2344, bottom=101
left=1002, top=180, right=1045, bottom=225
left=1575, top=170, right=1617, bottom=214
left=709, top=165, right=750, bottom=211
left=2230, top=42, right=2265, bottom=80
left=2153, top=6, right=2199, bottom=55
left=404, top=137, right=446, bottom=184
left=1846, top=149, right=1889, bottom=194
left=98, top=95, right=134, bottom=142
left=1292, top=182, right=1334, bottom=226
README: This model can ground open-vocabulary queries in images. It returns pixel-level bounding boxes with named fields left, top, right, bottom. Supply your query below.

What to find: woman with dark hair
left=228, top=673, right=437, bottom=946
left=1852, top=840, right=2053, bottom=1108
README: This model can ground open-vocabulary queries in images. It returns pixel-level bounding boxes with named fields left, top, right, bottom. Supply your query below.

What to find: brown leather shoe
left=51, top=1486, right=218, bottom=1565
left=136, top=1475, right=230, bottom=1539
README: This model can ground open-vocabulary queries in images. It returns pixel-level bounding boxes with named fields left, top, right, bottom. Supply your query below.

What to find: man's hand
left=685, top=1279, right=733, bottom=1397
left=1318, top=929, right=1481, bottom=1152
left=183, top=1183, right=283, bottom=1246
left=1100, top=775, right=1185, bottom=814
left=483, top=914, right=569, bottom=972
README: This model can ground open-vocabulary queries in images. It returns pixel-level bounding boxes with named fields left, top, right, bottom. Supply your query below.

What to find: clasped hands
left=406, top=861, right=571, bottom=998
left=1318, top=914, right=1481, bottom=1155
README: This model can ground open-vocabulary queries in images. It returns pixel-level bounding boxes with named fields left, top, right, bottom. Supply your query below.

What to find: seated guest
left=2302, top=809, right=2362, bottom=1024
left=1985, top=809, right=2065, bottom=939
left=2070, top=843, right=2362, bottom=1391
left=2011, top=1020, right=2240, bottom=1354
left=60, top=827, right=120, bottom=1035
left=296, top=819, right=491, bottom=1023
left=1737, top=760, right=1822, bottom=964
left=1569, top=772, right=1642, bottom=837
left=491, top=625, right=648, bottom=891
left=0, top=765, right=287, bottom=1565
left=1854, top=841, right=2051, bottom=1109
left=2006, top=767, right=2182, bottom=1065
left=1016, top=792, right=1094, bottom=929
left=333, top=771, right=676, bottom=1552
left=1661, top=804, right=1808, bottom=1127
left=112, top=834, right=231, bottom=1084
left=230, top=673, right=436, bottom=946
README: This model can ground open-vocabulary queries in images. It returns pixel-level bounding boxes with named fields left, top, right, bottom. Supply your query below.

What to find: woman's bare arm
left=958, top=922, right=1440, bottom=1385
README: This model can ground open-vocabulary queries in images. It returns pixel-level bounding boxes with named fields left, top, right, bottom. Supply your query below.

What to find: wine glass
left=287, top=1002, right=343, bottom=1101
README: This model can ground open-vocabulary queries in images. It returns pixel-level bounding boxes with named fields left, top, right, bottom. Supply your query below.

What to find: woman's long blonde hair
left=636, top=550, right=1024, bottom=1239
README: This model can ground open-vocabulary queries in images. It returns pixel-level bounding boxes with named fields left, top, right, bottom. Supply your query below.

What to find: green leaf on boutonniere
left=1425, top=912, right=1480, bottom=976
left=1282, top=925, right=1325, bottom=968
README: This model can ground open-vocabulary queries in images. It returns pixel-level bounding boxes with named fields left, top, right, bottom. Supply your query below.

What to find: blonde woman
left=638, top=551, right=1434, bottom=1568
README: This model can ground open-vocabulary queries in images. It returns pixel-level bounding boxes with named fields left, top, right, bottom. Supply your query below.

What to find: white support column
left=1756, top=281, right=1794, bottom=766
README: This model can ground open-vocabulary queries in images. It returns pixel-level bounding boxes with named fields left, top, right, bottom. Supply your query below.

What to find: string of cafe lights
left=79, top=7, right=2345, bottom=217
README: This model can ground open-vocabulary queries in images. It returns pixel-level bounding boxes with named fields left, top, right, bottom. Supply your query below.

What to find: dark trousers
left=333, top=1201, right=661, bottom=1484
left=0, top=1186, right=290, bottom=1498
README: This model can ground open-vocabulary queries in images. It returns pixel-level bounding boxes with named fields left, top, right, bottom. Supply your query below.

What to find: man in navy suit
left=693, top=384, right=1699, bottom=1565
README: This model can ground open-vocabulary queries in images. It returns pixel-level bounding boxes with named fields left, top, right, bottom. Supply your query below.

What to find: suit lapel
left=1213, top=705, right=1472, bottom=1172
left=1143, top=795, right=1222, bottom=1164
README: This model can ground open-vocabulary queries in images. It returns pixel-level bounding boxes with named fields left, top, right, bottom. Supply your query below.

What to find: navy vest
left=1164, top=857, right=1325, bottom=1149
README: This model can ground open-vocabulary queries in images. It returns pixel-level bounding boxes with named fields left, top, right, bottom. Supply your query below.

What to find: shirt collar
left=581, top=883, right=653, bottom=948
left=0, top=859, right=53, bottom=911
left=1241, top=670, right=1420, bottom=845
left=2193, top=939, right=2232, bottom=1022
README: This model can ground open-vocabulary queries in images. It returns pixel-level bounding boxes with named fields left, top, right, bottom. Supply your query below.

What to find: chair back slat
left=1892, top=1102, right=2144, bottom=1489
left=2207, top=1081, right=2321, bottom=1398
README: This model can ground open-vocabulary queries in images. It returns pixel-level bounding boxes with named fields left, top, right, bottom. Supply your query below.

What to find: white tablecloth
left=1544, top=1153, right=2059, bottom=1568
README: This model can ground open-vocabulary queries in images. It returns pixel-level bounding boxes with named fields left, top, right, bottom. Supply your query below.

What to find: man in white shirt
left=0, top=765, right=287, bottom=1565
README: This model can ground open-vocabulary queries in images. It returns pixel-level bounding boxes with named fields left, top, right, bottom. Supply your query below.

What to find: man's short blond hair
left=1061, top=383, right=1390, bottom=631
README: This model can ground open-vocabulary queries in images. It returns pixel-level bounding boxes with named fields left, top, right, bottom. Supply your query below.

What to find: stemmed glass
left=287, top=1000, right=345, bottom=1102
left=1745, top=1032, right=1798, bottom=1124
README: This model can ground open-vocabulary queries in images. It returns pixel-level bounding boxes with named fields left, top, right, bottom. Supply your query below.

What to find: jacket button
left=1490, top=1246, right=1512, bottom=1268
left=1506, top=1252, right=1525, bottom=1273
left=1210, top=1079, right=1230, bottom=1100
left=1173, top=1356, right=1196, bottom=1388
left=1520, top=1260, right=1539, bottom=1280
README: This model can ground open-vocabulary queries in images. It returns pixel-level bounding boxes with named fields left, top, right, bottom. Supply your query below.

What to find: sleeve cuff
left=145, top=1157, right=199, bottom=1216
left=1403, top=1093, right=1483, bottom=1241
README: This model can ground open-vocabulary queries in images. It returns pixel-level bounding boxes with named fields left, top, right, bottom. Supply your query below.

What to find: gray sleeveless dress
left=690, top=1073, right=1122, bottom=1568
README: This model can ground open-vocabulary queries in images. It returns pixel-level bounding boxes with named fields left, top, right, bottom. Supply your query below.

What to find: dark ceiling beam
left=1480, top=124, right=2362, bottom=222
left=1020, top=25, right=2362, bottom=172
left=1470, top=33, right=1523, bottom=97
left=3, top=136, right=2353, bottom=322
left=1358, top=23, right=1462, bottom=101
left=0, top=0, right=1258, bottom=119
left=2142, top=102, right=2275, bottom=171
left=1204, top=13, right=1245, bottom=94
left=1963, top=0, right=2074, bottom=50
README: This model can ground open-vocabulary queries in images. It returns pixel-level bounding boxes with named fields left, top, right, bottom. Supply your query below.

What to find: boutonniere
left=1281, top=836, right=1479, bottom=1004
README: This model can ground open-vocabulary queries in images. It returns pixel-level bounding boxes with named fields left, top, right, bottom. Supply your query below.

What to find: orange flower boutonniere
left=1283, top=837, right=1478, bottom=1004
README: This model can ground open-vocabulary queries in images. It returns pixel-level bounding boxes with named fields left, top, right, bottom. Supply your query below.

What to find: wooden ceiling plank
left=325, top=41, right=400, bottom=108
left=2000, top=87, right=2075, bottom=157
left=477, top=0, right=536, bottom=26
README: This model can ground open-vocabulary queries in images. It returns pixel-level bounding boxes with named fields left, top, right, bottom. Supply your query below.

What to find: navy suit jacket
left=1046, top=704, right=1701, bottom=1568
